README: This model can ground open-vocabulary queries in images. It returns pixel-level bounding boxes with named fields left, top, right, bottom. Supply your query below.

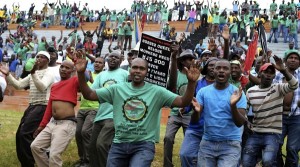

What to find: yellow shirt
left=208, top=15, right=213, bottom=23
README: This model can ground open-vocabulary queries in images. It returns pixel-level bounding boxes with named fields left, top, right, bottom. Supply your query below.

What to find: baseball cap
left=201, top=57, right=218, bottom=75
left=178, top=49, right=196, bottom=59
left=36, top=51, right=50, bottom=62
left=284, top=49, right=300, bottom=60
left=259, top=63, right=275, bottom=73
left=200, top=50, right=212, bottom=57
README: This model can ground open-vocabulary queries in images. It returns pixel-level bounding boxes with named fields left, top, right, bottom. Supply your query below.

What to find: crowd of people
left=0, top=0, right=300, bottom=167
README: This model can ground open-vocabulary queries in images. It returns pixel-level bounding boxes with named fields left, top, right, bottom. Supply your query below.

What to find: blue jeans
left=268, top=28, right=278, bottom=43
left=289, top=33, right=299, bottom=49
left=62, top=14, right=67, bottom=25
left=230, top=33, right=238, bottom=43
left=107, top=141, right=155, bottom=167
left=242, top=133, right=280, bottom=167
left=281, top=115, right=300, bottom=167
left=186, top=21, right=195, bottom=33
left=198, top=139, right=241, bottom=167
left=283, top=26, right=288, bottom=43
left=180, top=129, right=203, bottom=167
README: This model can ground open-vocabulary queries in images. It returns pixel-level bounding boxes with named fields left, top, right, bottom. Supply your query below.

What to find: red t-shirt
left=39, top=77, right=79, bottom=127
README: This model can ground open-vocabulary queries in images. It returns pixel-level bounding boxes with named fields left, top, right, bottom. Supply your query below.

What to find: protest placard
left=138, top=33, right=172, bottom=87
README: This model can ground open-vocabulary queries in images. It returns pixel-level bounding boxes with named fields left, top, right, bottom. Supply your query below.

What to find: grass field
left=0, top=110, right=184, bottom=167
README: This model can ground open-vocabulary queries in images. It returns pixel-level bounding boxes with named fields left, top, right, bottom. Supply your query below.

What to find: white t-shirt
left=48, top=65, right=61, bottom=83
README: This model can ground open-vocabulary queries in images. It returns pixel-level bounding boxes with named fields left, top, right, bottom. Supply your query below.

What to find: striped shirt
left=246, top=76, right=298, bottom=134
left=7, top=68, right=54, bottom=105
left=274, top=69, right=300, bottom=116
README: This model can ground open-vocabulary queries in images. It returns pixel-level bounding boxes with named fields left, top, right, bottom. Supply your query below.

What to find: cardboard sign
left=138, top=33, right=172, bottom=87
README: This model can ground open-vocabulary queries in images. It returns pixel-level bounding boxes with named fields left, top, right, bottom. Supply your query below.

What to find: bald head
left=131, top=58, right=148, bottom=69
left=59, top=60, right=75, bottom=80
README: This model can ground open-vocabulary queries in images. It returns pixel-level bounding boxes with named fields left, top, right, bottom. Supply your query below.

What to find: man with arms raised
left=75, top=56, right=200, bottom=167
left=31, top=60, right=79, bottom=167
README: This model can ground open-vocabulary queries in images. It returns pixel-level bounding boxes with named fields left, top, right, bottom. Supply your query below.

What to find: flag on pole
left=133, top=13, right=142, bottom=44
left=244, top=31, right=259, bottom=75
left=258, top=21, right=268, bottom=62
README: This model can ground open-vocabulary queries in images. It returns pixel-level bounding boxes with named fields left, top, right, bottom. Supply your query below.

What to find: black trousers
left=16, top=105, right=46, bottom=167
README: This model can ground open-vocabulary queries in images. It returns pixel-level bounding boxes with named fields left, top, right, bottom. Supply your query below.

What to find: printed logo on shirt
left=103, top=79, right=117, bottom=88
left=177, top=83, right=187, bottom=95
left=122, top=96, right=148, bottom=122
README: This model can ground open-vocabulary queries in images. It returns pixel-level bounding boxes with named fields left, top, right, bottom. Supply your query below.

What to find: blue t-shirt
left=9, top=59, right=19, bottom=72
left=196, top=84, right=247, bottom=141
left=187, top=78, right=213, bottom=132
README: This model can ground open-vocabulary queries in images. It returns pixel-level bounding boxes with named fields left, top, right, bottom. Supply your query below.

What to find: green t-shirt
left=219, top=15, right=227, bottom=24
left=96, top=82, right=177, bottom=143
left=213, top=14, right=220, bottom=24
left=289, top=21, right=297, bottom=34
left=149, top=4, right=156, bottom=12
left=271, top=19, right=279, bottom=28
left=17, top=47, right=28, bottom=61
left=124, top=25, right=133, bottom=36
left=286, top=18, right=291, bottom=27
left=170, top=71, right=191, bottom=116
left=162, top=11, right=168, bottom=21
left=92, top=68, right=129, bottom=122
left=240, top=20, right=245, bottom=29
left=118, top=26, right=125, bottom=35
left=229, top=23, right=238, bottom=33
left=25, top=58, right=35, bottom=71
left=270, top=3, right=277, bottom=11
left=249, top=20, right=255, bottom=28
left=118, top=15, right=126, bottom=23
left=37, top=42, right=46, bottom=52
left=279, top=4, right=287, bottom=10
left=61, top=7, right=68, bottom=14
left=202, top=8, right=208, bottom=14
left=101, top=14, right=107, bottom=22
left=110, top=14, right=117, bottom=21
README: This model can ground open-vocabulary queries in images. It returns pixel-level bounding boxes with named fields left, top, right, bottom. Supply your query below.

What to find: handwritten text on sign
left=138, top=33, right=171, bottom=87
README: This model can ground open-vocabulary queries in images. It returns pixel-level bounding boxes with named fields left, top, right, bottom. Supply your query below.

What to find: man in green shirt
left=268, top=14, right=279, bottom=43
left=75, top=55, right=200, bottom=166
left=229, top=19, right=238, bottom=46
left=288, top=15, right=299, bottom=49
left=40, top=17, right=50, bottom=28
left=74, top=57, right=105, bottom=167
left=124, top=21, right=133, bottom=51
left=117, top=22, right=126, bottom=50
left=269, top=0, right=277, bottom=19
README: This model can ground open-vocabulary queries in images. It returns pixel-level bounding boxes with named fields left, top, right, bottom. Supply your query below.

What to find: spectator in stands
left=40, top=17, right=50, bottom=29
left=185, top=8, right=196, bottom=33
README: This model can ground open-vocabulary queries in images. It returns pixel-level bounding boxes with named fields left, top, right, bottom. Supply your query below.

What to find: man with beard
left=164, top=48, right=196, bottom=167
left=242, top=56, right=298, bottom=167
left=180, top=57, right=217, bottom=167
left=31, top=60, right=79, bottom=167
left=191, top=59, right=247, bottom=167
left=274, top=50, right=300, bottom=167
left=75, top=56, right=200, bottom=167
left=0, top=51, right=54, bottom=167
left=88, top=51, right=128, bottom=167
